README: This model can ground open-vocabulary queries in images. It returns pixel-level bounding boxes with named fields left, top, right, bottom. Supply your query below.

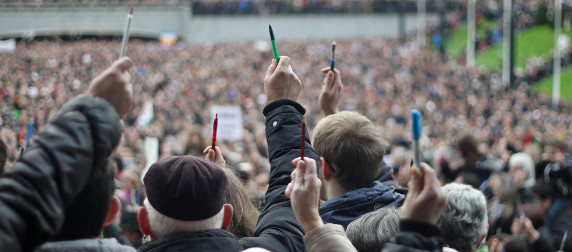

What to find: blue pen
left=330, top=41, right=336, bottom=71
left=411, top=110, right=422, bottom=168
left=25, top=121, right=34, bottom=148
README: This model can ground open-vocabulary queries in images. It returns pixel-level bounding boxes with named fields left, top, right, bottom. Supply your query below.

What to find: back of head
left=546, top=140, right=568, bottom=154
left=313, top=111, right=388, bottom=190
left=346, top=207, right=401, bottom=252
left=183, top=129, right=208, bottom=156
left=144, top=199, right=225, bottom=239
left=503, top=236, right=529, bottom=252
left=0, top=137, right=7, bottom=174
left=221, top=166, right=259, bottom=239
left=508, top=152, right=535, bottom=188
left=457, top=135, right=481, bottom=162
left=143, top=156, right=228, bottom=238
left=491, top=172, right=517, bottom=203
left=53, top=159, right=116, bottom=240
left=437, top=183, right=488, bottom=252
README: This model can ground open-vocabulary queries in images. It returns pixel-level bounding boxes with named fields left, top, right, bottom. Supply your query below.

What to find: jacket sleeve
left=530, top=235, right=555, bottom=252
left=0, top=95, right=122, bottom=252
left=382, top=220, right=444, bottom=252
left=304, top=224, right=357, bottom=252
left=240, top=99, right=319, bottom=252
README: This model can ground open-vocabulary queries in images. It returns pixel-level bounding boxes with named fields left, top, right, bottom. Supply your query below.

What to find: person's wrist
left=300, top=217, right=324, bottom=233
left=322, top=108, right=338, bottom=116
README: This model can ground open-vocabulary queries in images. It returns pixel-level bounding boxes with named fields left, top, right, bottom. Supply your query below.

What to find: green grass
left=475, top=25, right=572, bottom=72
left=445, top=19, right=498, bottom=59
left=536, top=66, right=572, bottom=101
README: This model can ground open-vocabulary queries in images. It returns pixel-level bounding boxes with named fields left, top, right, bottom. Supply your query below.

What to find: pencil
left=211, top=113, right=218, bottom=150
left=269, top=24, right=280, bottom=62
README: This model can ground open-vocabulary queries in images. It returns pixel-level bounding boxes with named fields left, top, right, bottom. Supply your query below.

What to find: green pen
left=269, top=24, right=280, bottom=62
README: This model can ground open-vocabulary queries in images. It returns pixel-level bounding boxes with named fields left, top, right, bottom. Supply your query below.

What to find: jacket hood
left=35, top=238, right=136, bottom=252
left=319, top=181, right=404, bottom=228
left=375, top=161, right=401, bottom=188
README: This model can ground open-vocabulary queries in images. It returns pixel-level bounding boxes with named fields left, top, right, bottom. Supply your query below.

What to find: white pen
left=119, top=8, right=133, bottom=58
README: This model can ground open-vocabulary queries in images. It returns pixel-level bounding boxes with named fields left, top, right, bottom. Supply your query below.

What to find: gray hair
left=346, top=207, right=402, bottom=252
left=437, top=183, right=488, bottom=252
left=508, top=152, right=535, bottom=188
left=144, top=199, right=224, bottom=239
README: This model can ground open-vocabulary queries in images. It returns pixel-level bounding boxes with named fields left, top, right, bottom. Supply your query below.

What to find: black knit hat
left=143, top=156, right=228, bottom=221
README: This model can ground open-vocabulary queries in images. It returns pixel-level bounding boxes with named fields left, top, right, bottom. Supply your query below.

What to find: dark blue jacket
left=319, top=181, right=405, bottom=228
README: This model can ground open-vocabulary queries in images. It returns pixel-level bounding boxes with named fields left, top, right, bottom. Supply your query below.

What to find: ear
left=221, top=204, right=233, bottom=230
left=320, top=157, right=333, bottom=180
left=103, top=196, right=121, bottom=227
left=138, top=206, right=153, bottom=236
left=544, top=196, right=553, bottom=209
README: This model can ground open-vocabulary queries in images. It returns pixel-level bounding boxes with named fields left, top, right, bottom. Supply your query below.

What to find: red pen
left=301, top=118, right=306, bottom=160
left=211, top=113, right=218, bottom=150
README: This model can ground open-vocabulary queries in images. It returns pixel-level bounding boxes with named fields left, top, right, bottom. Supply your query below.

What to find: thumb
left=304, top=158, right=318, bottom=180
left=408, top=164, right=423, bottom=194
left=295, top=160, right=306, bottom=187
left=206, top=149, right=215, bottom=162
left=275, top=56, right=291, bottom=71
left=266, top=59, right=278, bottom=77
left=322, top=71, right=334, bottom=87
left=333, top=69, right=342, bottom=85
left=114, top=57, right=133, bottom=73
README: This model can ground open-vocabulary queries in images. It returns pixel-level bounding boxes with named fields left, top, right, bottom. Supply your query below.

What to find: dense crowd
left=1, top=36, right=570, bottom=174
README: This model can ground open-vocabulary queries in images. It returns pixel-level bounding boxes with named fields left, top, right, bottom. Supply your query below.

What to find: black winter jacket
left=138, top=99, right=319, bottom=252
left=0, top=95, right=122, bottom=252
left=382, top=220, right=444, bottom=252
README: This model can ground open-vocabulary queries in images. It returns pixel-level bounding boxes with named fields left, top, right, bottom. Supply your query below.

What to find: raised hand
left=285, top=157, right=323, bottom=233
left=511, top=216, right=540, bottom=242
left=204, top=146, right=225, bottom=167
left=264, top=56, right=302, bottom=103
left=402, top=163, right=447, bottom=224
left=86, top=57, right=133, bottom=118
left=318, top=68, right=343, bottom=115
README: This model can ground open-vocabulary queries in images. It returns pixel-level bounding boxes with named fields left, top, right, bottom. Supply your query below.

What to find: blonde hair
left=312, top=111, right=388, bottom=190
left=221, top=167, right=260, bottom=238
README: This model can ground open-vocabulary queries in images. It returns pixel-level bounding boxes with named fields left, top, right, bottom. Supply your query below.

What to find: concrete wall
left=187, top=13, right=438, bottom=42
left=0, top=6, right=438, bottom=42
left=0, top=6, right=192, bottom=39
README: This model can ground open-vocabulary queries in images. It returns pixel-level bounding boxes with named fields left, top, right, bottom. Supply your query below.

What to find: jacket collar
left=319, top=181, right=405, bottom=228
left=138, top=229, right=243, bottom=252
